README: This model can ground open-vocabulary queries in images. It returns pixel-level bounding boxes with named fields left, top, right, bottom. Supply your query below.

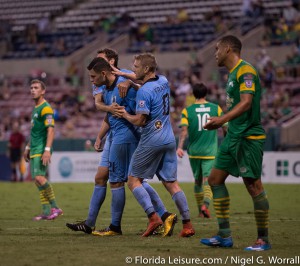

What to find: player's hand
left=94, top=137, right=103, bottom=152
left=117, top=80, right=132, bottom=98
left=23, top=150, right=30, bottom=162
left=203, top=117, right=224, bottom=130
left=113, top=105, right=127, bottom=118
left=176, top=148, right=185, bottom=158
left=110, top=102, right=125, bottom=116
left=41, top=151, right=51, bottom=166
left=110, top=65, right=123, bottom=76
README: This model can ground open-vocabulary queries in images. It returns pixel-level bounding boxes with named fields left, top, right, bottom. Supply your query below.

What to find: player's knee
left=94, top=167, right=108, bottom=185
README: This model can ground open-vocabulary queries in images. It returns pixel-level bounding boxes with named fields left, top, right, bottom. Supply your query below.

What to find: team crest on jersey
left=154, top=120, right=163, bottom=130
left=46, top=115, right=53, bottom=124
left=240, top=167, right=247, bottom=173
left=139, top=100, right=145, bottom=108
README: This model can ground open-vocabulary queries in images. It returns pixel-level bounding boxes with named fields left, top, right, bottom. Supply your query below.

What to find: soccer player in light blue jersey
left=67, top=56, right=177, bottom=236
left=115, top=53, right=195, bottom=237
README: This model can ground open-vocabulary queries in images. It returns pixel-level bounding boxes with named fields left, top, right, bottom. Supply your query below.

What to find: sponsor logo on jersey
left=139, top=100, right=145, bottom=108
left=240, top=167, right=247, bottom=173
left=46, top=115, right=53, bottom=125
left=196, top=107, right=211, bottom=112
left=154, top=120, right=163, bottom=130
left=226, top=95, right=234, bottom=109
left=228, top=81, right=234, bottom=87
left=244, top=74, right=253, bottom=88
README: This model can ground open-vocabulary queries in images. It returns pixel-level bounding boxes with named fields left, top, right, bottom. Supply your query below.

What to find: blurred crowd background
left=1, top=0, right=300, bottom=153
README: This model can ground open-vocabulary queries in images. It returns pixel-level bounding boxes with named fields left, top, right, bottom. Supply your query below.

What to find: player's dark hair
left=87, top=57, right=112, bottom=73
left=31, top=79, right=46, bottom=90
left=135, top=53, right=157, bottom=72
left=193, top=83, right=207, bottom=99
left=219, top=35, right=242, bottom=54
left=97, top=48, right=118, bottom=67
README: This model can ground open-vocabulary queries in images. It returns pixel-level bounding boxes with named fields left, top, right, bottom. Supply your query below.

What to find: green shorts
left=30, top=156, right=47, bottom=178
left=214, top=135, right=265, bottom=179
left=189, top=158, right=214, bottom=180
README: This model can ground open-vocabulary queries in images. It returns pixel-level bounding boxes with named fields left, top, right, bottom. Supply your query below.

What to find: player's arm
left=114, top=106, right=147, bottom=126
left=118, top=79, right=141, bottom=98
left=204, top=94, right=253, bottom=130
left=94, top=115, right=110, bottom=152
left=23, top=141, right=30, bottom=162
left=177, top=126, right=188, bottom=158
left=111, top=65, right=137, bottom=82
left=41, top=126, right=54, bottom=166
left=94, top=93, right=123, bottom=115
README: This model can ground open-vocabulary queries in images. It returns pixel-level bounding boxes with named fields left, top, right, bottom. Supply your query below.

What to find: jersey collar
left=35, top=99, right=46, bottom=108
left=107, top=76, right=119, bottom=91
left=229, top=59, right=243, bottom=73
left=143, top=75, right=159, bottom=85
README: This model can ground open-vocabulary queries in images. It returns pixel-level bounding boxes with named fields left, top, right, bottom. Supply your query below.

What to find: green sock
left=203, top=179, right=212, bottom=207
left=212, top=184, right=231, bottom=238
left=253, top=191, right=269, bottom=243
left=43, top=182, right=59, bottom=209
left=37, top=185, right=51, bottom=215
left=194, top=184, right=203, bottom=213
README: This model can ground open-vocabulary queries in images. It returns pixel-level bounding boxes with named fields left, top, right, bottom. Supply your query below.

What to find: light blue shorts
left=99, top=138, right=111, bottom=167
left=108, top=142, right=138, bottom=183
left=129, top=141, right=177, bottom=182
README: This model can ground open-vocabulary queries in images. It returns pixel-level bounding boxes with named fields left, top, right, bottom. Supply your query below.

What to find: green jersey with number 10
left=180, top=102, right=223, bottom=158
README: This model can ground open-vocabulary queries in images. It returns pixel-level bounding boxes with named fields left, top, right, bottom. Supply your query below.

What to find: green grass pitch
left=0, top=182, right=299, bottom=266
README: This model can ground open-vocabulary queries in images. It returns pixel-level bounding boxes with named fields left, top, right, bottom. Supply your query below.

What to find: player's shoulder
left=236, top=60, right=258, bottom=79
left=41, top=101, right=54, bottom=116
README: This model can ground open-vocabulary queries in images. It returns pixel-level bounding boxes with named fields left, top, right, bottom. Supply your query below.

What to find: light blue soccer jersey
left=102, top=76, right=140, bottom=144
left=136, top=75, right=175, bottom=146
left=92, top=69, right=133, bottom=97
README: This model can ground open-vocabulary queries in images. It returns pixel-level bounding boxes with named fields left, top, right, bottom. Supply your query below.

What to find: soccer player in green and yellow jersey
left=177, top=83, right=226, bottom=219
left=23, top=79, right=63, bottom=221
left=200, top=35, right=270, bottom=251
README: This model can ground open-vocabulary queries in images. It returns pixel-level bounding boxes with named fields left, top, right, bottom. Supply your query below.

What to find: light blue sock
left=111, top=186, right=125, bottom=227
left=86, top=185, right=107, bottom=227
left=172, top=191, right=190, bottom=220
left=132, top=186, right=155, bottom=216
left=142, top=181, right=167, bottom=217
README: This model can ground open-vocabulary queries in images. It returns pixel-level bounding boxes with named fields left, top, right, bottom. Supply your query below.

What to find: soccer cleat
left=179, top=222, right=195, bottom=237
left=244, top=239, right=271, bottom=251
left=66, top=220, right=94, bottom=234
left=200, top=235, right=233, bottom=247
left=200, top=205, right=211, bottom=218
left=92, top=227, right=122, bottom=236
left=162, top=213, right=178, bottom=237
left=47, top=208, right=63, bottom=220
left=142, top=213, right=163, bottom=237
left=33, top=214, right=50, bottom=221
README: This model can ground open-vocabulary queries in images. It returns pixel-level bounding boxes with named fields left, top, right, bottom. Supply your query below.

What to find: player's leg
left=200, top=159, right=214, bottom=218
left=241, top=139, right=270, bottom=251
left=66, top=166, right=108, bottom=234
left=142, top=181, right=177, bottom=236
left=93, top=142, right=132, bottom=236
left=200, top=137, right=235, bottom=247
left=31, top=156, right=61, bottom=220
left=189, top=158, right=204, bottom=216
left=128, top=145, right=163, bottom=237
left=158, top=142, right=195, bottom=237
left=66, top=139, right=111, bottom=233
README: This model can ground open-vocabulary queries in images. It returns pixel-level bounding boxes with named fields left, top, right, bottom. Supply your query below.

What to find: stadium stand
left=0, top=0, right=299, bottom=151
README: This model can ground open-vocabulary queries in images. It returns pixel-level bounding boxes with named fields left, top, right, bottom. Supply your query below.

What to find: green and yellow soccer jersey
left=226, top=59, right=265, bottom=139
left=180, top=101, right=223, bottom=158
left=30, top=100, right=54, bottom=158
